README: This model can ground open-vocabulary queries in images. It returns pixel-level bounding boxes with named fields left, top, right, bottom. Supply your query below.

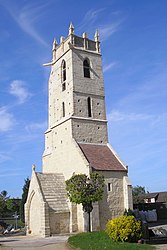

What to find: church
left=25, top=23, right=133, bottom=237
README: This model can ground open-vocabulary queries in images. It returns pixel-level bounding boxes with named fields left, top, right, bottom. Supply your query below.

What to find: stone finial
left=52, top=38, right=58, bottom=51
left=94, top=30, right=100, bottom=42
left=60, top=36, right=65, bottom=44
left=94, top=30, right=100, bottom=53
left=52, top=38, right=57, bottom=61
left=82, top=32, right=88, bottom=39
left=32, top=164, right=36, bottom=172
left=68, top=22, right=74, bottom=35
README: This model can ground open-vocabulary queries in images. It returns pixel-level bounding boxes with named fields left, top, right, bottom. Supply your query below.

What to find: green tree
left=132, top=185, right=146, bottom=204
left=20, top=177, right=30, bottom=222
left=0, top=190, right=8, bottom=217
left=66, top=172, right=104, bottom=232
left=6, top=198, right=21, bottom=215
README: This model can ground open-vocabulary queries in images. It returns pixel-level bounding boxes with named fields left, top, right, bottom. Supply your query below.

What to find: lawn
left=68, top=231, right=155, bottom=250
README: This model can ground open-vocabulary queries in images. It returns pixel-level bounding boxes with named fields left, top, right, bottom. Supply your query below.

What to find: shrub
left=106, top=215, right=142, bottom=242
left=124, top=208, right=134, bottom=216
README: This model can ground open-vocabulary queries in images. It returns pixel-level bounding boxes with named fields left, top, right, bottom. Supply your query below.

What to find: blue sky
left=0, top=0, right=167, bottom=197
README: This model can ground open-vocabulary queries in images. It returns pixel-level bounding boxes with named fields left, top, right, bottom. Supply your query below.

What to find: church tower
left=43, top=23, right=108, bottom=174
left=25, top=23, right=133, bottom=237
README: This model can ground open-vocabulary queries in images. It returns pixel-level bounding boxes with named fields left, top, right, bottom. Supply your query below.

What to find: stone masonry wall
left=48, top=49, right=73, bottom=128
left=25, top=171, right=51, bottom=237
left=49, top=211, right=70, bottom=234
left=43, top=119, right=90, bottom=179
left=72, top=118, right=108, bottom=144
left=98, top=170, right=127, bottom=229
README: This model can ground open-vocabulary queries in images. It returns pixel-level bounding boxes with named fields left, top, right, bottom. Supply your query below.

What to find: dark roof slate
left=78, top=143, right=127, bottom=171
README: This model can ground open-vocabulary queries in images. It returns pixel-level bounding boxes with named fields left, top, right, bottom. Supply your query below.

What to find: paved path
left=154, top=245, right=167, bottom=250
left=1, top=234, right=167, bottom=250
left=0, top=235, right=72, bottom=250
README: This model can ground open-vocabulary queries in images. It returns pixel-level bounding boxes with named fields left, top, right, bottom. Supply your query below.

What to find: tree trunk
left=88, top=211, right=91, bottom=232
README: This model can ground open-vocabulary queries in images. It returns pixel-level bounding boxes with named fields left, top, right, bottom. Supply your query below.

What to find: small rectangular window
left=87, top=97, right=92, bottom=117
left=108, top=183, right=112, bottom=192
left=62, top=102, right=65, bottom=117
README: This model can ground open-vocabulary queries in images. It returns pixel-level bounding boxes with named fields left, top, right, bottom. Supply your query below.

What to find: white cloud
left=77, top=8, right=123, bottom=42
left=1, top=2, right=48, bottom=46
left=76, top=8, right=105, bottom=32
left=99, top=22, right=121, bottom=41
left=0, top=152, right=12, bottom=163
left=108, top=110, right=155, bottom=122
left=103, top=62, right=117, bottom=73
left=9, top=80, right=31, bottom=104
left=116, top=68, right=167, bottom=110
left=25, top=121, right=47, bottom=132
left=0, top=107, right=15, bottom=132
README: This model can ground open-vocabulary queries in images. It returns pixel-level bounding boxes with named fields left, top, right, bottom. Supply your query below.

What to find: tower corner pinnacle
left=52, top=38, right=58, bottom=51
left=94, top=29, right=100, bottom=42
left=68, top=22, right=74, bottom=35
left=82, top=32, right=88, bottom=39
left=94, top=30, right=100, bottom=53
left=32, top=164, right=36, bottom=172
left=52, top=38, right=58, bottom=61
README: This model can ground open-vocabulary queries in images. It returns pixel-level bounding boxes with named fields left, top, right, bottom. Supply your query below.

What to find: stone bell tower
left=25, top=23, right=132, bottom=237
left=43, top=23, right=108, bottom=174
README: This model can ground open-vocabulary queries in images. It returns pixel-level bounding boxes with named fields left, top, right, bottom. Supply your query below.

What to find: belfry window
left=87, top=97, right=92, bottom=117
left=62, top=60, right=66, bottom=91
left=62, top=102, right=65, bottom=117
left=83, top=59, right=90, bottom=78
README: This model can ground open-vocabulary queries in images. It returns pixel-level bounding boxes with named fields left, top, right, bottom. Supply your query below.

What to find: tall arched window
left=83, top=58, right=90, bottom=78
left=87, top=97, right=92, bottom=117
left=62, top=60, right=66, bottom=91
left=62, top=102, right=65, bottom=117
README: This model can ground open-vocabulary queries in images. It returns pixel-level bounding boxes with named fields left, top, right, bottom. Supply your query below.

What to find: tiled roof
left=142, top=192, right=167, bottom=203
left=36, top=173, right=69, bottom=212
left=78, top=143, right=127, bottom=171
left=142, top=193, right=159, bottom=199
left=157, top=192, right=167, bottom=202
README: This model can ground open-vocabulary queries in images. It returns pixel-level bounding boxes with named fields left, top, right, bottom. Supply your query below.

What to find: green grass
left=68, top=231, right=155, bottom=250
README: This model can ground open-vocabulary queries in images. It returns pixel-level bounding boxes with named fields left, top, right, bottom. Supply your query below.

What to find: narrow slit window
left=87, top=97, right=92, bottom=117
left=62, top=60, right=66, bottom=91
left=83, top=59, right=90, bottom=78
left=108, top=183, right=112, bottom=192
left=62, top=102, right=65, bottom=117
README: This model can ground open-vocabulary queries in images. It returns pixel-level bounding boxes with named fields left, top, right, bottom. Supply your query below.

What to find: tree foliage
left=0, top=178, right=30, bottom=221
left=0, top=191, right=20, bottom=217
left=6, top=199, right=20, bottom=214
left=132, top=185, right=146, bottom=204
left=0, top=190, right=8, bottom=217
left=20, top=177, right=30, bottom=222
left=66, top=172, right=104, bottom=213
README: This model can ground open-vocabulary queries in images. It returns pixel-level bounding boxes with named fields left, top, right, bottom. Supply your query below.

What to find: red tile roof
left=78, top=143, right=127, bottom=171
